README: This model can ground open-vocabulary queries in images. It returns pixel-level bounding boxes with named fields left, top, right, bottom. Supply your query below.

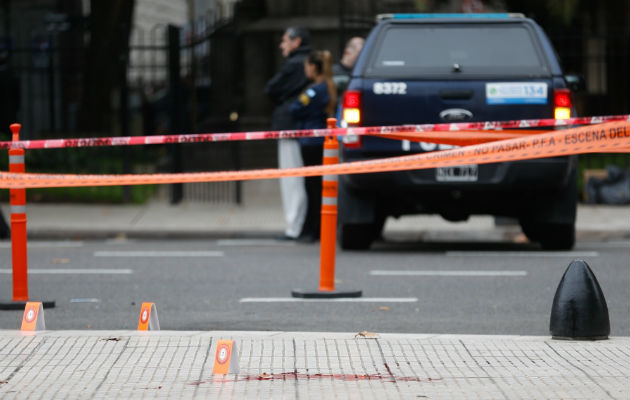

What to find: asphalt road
left=0, top=237, right=628, bottom=336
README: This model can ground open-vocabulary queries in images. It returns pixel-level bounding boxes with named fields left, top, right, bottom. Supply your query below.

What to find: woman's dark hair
left=306, top=50, right=336, bottom=115
left=307, top=50, right=324, bottom=75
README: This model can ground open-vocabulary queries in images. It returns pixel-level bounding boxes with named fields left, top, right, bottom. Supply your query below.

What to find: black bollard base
left=551, top=334, right=609, bottom=341
left=291, top=288, right=362, bottom=299
left=0, top=300, right=56, bottom=311
left=550, top=259, right=609, bottom=340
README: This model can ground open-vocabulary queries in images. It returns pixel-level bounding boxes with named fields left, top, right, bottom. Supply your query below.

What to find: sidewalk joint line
left=193, top=337, right=213, bottom=398
left=459, top=339, right=509, bottom=400
left=544, top=342, right=615, bottom=399
left=4, top=336, right=47, bottom=384
left=91, top=336, right=129, bottom=396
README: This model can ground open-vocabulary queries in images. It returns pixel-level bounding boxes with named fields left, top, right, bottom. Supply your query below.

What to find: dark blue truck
left=338, top=13, right=579, bottom=250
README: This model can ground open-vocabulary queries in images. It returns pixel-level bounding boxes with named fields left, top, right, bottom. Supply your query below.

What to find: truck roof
left=376, top=13, right=526, bottom=22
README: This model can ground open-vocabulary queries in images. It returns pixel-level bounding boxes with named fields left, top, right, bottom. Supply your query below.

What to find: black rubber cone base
left=550, top=259, right=609, bottom=340
left=292, top=288, right=362, bottom=299
left=0, top=300, right=56, bottom=311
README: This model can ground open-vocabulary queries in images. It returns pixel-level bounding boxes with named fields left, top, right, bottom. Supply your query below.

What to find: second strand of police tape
left=0, top=121, right=628, bottom=189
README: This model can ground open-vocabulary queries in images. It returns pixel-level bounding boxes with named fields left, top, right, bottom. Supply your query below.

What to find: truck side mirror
left=565, top=74, right=585, bottom=92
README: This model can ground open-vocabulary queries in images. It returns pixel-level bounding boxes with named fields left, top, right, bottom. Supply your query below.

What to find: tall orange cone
left=292, top=118, right=361, bottom=298
left=0, top=124, right=55, bottom=310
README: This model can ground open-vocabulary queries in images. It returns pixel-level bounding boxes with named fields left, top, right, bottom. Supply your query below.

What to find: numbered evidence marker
left=212, top=340, right=240, bottom=374
left=137, top=302, right=160, bottom=331
left=21, top=302, right=46, bottom=331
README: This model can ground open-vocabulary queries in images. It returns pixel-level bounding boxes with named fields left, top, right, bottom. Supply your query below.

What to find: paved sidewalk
left=0, top=330, right=627, bottom=399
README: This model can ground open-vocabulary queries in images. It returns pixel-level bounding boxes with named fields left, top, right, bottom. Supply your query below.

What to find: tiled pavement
left=0, top=331, right=628, bottom=399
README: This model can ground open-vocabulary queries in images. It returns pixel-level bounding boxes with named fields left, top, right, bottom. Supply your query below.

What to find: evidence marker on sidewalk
left=212, top=339, right=239, bottom=374
left=21, top=301, right=45, bottom=331
left=137, top=302, right=160, bottom=331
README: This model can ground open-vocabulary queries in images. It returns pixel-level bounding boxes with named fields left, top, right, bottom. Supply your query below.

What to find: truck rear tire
left=538, top=223, right=575, bottom=250
left=339, top=223, right=377, bottom=250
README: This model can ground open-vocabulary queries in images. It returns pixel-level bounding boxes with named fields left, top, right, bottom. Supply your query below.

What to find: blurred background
left=0, top=0, right=628, bottom=204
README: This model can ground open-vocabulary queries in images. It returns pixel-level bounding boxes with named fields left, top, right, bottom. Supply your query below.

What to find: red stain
left=189, top=371, right=442, bottom=385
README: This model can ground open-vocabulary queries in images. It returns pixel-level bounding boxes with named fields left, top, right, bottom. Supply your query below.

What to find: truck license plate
left=436, top=165, right=478, bottom=182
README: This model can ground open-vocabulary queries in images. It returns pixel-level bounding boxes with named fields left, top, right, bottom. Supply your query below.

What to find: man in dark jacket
left=264, top=27, right=311, bottom=240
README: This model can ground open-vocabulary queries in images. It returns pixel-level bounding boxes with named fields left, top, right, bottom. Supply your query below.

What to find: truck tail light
left=554, top=88, right=572, bottom=120
left=343, top=90, right=362, bottom=124
left=342, top=90, right=362, bottom=148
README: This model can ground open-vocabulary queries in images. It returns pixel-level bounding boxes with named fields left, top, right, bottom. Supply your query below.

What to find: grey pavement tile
left=0, top=331, right=627, bottom=399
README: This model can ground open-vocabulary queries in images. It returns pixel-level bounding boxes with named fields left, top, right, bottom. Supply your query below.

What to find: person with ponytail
left=289, top=50, right=337, bottom=241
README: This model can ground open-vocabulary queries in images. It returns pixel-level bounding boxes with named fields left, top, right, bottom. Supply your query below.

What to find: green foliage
left=577, top=153, right=629, bottom=198
left=0, top=145, right=162, bottom=204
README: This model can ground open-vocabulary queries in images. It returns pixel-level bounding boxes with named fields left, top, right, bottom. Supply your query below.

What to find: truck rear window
left=366, top=23, right=550, bottom=78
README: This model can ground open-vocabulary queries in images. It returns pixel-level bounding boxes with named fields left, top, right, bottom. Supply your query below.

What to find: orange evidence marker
left=21, top=302, right=45, bottom=331
left=137, top=302, right=160, bottom=331
left=212, top=340, right=240, bottom=374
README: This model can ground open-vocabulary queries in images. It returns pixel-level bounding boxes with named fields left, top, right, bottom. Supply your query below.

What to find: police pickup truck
left=339, top=13, right=579, bottom=250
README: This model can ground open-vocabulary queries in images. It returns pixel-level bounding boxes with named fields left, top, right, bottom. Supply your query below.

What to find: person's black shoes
left=296, top=234, right=316, bottom=243
left=275, top=234, right=297, bottom=241
left=274, top=233, right=318, bottom=243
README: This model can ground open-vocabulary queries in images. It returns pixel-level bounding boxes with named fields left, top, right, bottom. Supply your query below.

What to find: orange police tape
left=0, top=121, right=628, bottom=189
left=378, top=129, right=547, bottom=146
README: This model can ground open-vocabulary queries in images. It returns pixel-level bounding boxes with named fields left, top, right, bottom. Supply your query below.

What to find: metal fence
left=3, top=7, right=628, bottom=205
left=4, top=9, right=241, bottom=204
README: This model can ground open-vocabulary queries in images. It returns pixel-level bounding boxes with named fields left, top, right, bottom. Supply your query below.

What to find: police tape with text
left=0, top=121, right=627, bottom=189
left=1, top=114, right=628, bottom=150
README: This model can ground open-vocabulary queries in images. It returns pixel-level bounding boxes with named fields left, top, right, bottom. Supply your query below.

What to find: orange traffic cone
left=0, top=124, right=55, bottom=310
left=292, top=118, right=362, bottom=298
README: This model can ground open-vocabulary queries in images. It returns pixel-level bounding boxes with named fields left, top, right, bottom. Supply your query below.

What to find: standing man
left=265, top=27, right=312, bottom=240
left=332, top=37, right=365, bottom=98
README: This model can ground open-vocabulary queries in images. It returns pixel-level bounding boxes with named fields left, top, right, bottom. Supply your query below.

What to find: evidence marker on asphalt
left=212, top=340, right=239, bottom=374
left=137, top=302, right=160, bottom=331
left=21, top=302, right=46, bottom=331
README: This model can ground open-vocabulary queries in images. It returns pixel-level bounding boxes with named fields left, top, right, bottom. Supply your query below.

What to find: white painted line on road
left=446, top=251, right=599, bottom=257
left=0, top=269, right=133, bottom=274
left=578, top=241, right=630, bottom=249
left=0, top=241, right=84, bottom=248
left=240, top=297, right=418, bottom=303
left=94, top=250, right=224, bottom=257
left=370, top=270, right=528, bottom=277
left=70, top=298, right=101, bottom=303
left=217, top=239, right=295, bottom=246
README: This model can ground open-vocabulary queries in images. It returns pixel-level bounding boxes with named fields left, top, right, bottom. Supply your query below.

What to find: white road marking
left=0, top=269, right=133, bottom=274
left=216, top=239, right=295, bottom=246
left=0, top=241, right=84, bottom=248
left=578, top=241, right=630, bottom=249
left=70, top=298, right=101, bottom=303
left=446, top=251, right=599, bottom=257
left=93, top=251, right=224, bottom=257
left=240, top=297, right=418, bottom=303
left=370, top=270, right=528, bottom=277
